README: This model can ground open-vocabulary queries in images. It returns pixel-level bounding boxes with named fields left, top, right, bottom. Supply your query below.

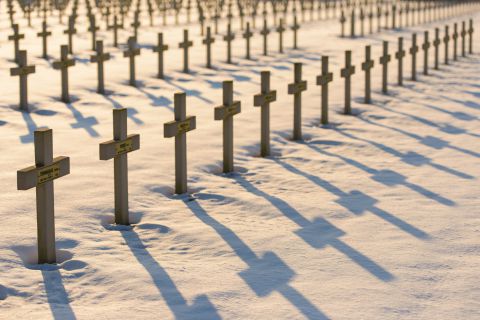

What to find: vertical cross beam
left=37, top=21, right=51, bottom=59
left=422, top=31, right=430, bottom=75
left=361, top=45, right=374, bottom=103
left=52, top=45, right=75, bottom=103
left=261, top=19, right=270, bottom=56
left=291, top=16, right=300, bottom=49
left=433, top=28, right=440, bottom=70
left=254, top=71, right=277, bottom=157
left=317, top=56, right=333, bottom=125
left=9, top=24, right=24, bottom=63
left=153, top=33, right=169, bottom=78
left=179, top=30, right=193, bottom=73
left=340, top=50, right=355, bottom=115
left=410, top=33, right=418, bottom=81
left=90, top=40, right=110, bottom=94
left=395, top=37, right=405, bottom=86
left=461, top=21, right=466, bottom=57
left=350, top=9, right=355, bottom=38
left=468, top=19, right=473, bottom=54
left=340, top=11, right=346, bottom=37
left=379, top=41, right=391, bottom=94
left=288, top=63, right=307, bottom=140
left=277, top=18, right=285, bottom=53
left=10, top=50, right=35, bottom=111
left=223, top=23, right=235, bottom=64
left=123, top=37, right=141, bottom=87
left=203, top=26, right=215, bottom=68
left=243, top=22, right=253, bottom=59
left=453, top=23, right=458, bottom=61
left=444, top=25, right=450, bottom=65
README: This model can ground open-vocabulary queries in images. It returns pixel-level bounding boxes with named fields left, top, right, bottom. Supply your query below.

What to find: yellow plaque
left=37, top=163, right=60, bottom=184
left=265, top=92, right=275, bottom=103
left=295, top=82, right=306, bottom=91
left=115, top=138, right=133, bottom=155
left=226, top=105, right=237, bottom=116
left=178, top=120, right=191, bottom=134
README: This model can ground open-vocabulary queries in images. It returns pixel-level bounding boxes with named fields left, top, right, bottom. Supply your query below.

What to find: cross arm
left=254, top=90, right=277, bottom=106
left=164, top=116, right=196, bottom=138
left=10, top=65, right=35, bottom=76
left=288, top=80, right=307, bottom=94
left=214, top=101, right=241, bottom=120
left=99, top=134, right=140, bottom=160
left=17, top=156, right=70, bottom=190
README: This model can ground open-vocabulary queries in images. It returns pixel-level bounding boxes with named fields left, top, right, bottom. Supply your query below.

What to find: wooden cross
left=178, top=29, right=193, bottom=73
left=123, top=37, right=141, bottom=87
left=223, top=23, right=235, bottom=64
left=9, top=24, right=24, bottom=63
left=260, top=19, right=270, bottom=56
left=10, top=50, right=35, bottom=111
left=368, top=7, right=373, bottom=34
left=377, top=6, right=382, bottom=32
left=37, top=21, right=51, bottom=59
left=213, top=7, right=220, bottom=34
left=461, top=21, right=467, bottom=57
left=88, top=15, right=99, bottom=51
left=350, top=9, right=355, bottom=38
left=131, top=11, right=141, bottom=40
left=359, top=7, right=365, bottom=36
left=164, top=92, right=196, bottom=194
left=433, top=28, right=441, bottom=70
left=361, top=45, right=374, bottom=103
left=317, top=56, right=333, bottom=125
left=395, top=37, right=406, bottom=85
left=90, top=40, right=110, bottom=94
left=452, top=23, right=458, bottom=61
left=422, top=31, right=430, bottom=75
left=53, top=45, right=75, bottom=103
left=391, top=4, right=396, bottom=29
left=254, top=71, right=277, bottom=157
left=379, top=41, right=391, bottom=94
left=288, top=63, right=307, bottom=140
left=63, top=16, right=77, bottom=54
left=444, top=26, right=450, bottom=65
left=243, top=22, right=253, bottom=59
left=214, top=81, right=241, bottom=173
left=203, top=26, right=215, bottom=68
left=276, top=18, right=285, bottom=53
left=108, top=15, right=123, bottom=47
left=17, top=128, right=70, bottom=264
left=100, top=108, right=140, bottom=225
left=291, top=16, right=300, bottom=49
left=398, top=5, right=403, bottom=28
left=409, top=33, right=419, bottom=81
left=340, top=50, right=355, bottom=115
left=468, top=19, right=473, bottom=54
left=340, top=11, right=346, bottom=37
left=153, top=33, right=169, bottom=79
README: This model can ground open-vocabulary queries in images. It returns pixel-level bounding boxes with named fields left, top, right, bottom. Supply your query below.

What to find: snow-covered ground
left=0, top=5, right=479, bottom=320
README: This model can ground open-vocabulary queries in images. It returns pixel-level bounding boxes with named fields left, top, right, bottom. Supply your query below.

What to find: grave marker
left=409, top=33, right=418, bottom=81
left=444, top=25, right=450, bottom=65
left=395, top=37, right=405, bottom=86
left=37, top=21, right=51, bottom=59
left=123, top=37, right=141, bottom=87
left=288, top=63, right=307, bottom=140
left=223, top=23, right=235, bottom=64
left=468, top=19, right=473, bottom=54
left=153, top=33, right=169, bottom=79
left=179, top=29, right=193, bottom=73
left=88, top=15, right=99, bottom=51
left=9, top=24, right=24, bottom=63
left=433, top=28, right=440, bottom=70
left=340, top=10, right=346, bottom=37
left=350, top=8, right=356, bottom=38
left=316, top=56, right=333, bottom=125
left=461, top=21, right=466, bottom=57
left=202, top=26, right=215, bottom=68
left=52, top=45, right=75, bottom=103
left=291, top=16, right=300, bottom=49
left=453, top=23, right=458, bottom=61
left=100, top=108, right=140, bottom=225
left=422, top=31, right=430, bottom=75
left=340, top=50, right=355, bottom=115
left=277, top=18, right=285, bottom=53
left=10, top=50, right=35, bottom=111
left=361, top=45, right=374, bottom=103
left=108, top=15, right=122, bottom=47
left=243, top=22, right=253, bottom=59
left=253, top=71, right=277, bottom=157
left=90, top=40, right=110, bottom=94
left=63, top=16, right=77, bottom=54
left=379, top=41, right=391, bottom=94
left=260, top=19, right=270, bottom=56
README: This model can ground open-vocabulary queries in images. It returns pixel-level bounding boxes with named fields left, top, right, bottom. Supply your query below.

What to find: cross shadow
left=41, top=269, right=77, bottom=320
left=164, top=77, right=213, bottom=104
left=134, top=86, right=174, bottom=111
left=120, top=229, right=221, bottom=319
left=184, top=198, right=330, bottom=319
left=65, top=102, right=99, bottom=137
left=102, top=94, right=144, bottom=125
left=20, top=111, right=39, bottom=143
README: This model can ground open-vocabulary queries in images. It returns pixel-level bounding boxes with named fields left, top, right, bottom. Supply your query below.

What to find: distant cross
left=422, top=31, right=430, bottom=75
left=409, top=33, right=419, bottom=81
left=88, top=15, right=99, bottom=51
left=164, top=92, right=197, bottom=194
left=377, top=6, right=382, bottom=32
left=350, top=9, right=355, bottom=38
left=179, top=29, right=193, bottom=73
left=53, top=45, right=75, bottom=103
left=340, top=50, right=356, bottom=115
left=9, top=24, right=24, bottom=63
left=468, top=19, right=473, bottom=54
left=277, top=18, right=285, bottom=53
left=461, top=21, right=466, bottom=57
left=340, top=10, right=346, bottom=37
left=100, top=108, right=140, bottom=225
left=17, top=128, right=70, bottom=264
left=203, top=26, right=215, bottom=68
left=253, top=71, right=277, bottom=157
left=379, top=41, right=391, bottom=94
left=223, top=23, right=235, bottom=64
left=37, top=21, right=51, bottom=59
left=90, top=40, right=110, bottom=94
left=131, top=11, right=141, bottom=40
left=443, top=26, right=450, bottom=65
left=361, top=45, right=374, bottom=103
left=153, top=33, right=169, bottom=79
left=384, top=6, right=389, bottom=29
left=10, top=50, right=36, bottom=111
left=260, top=19, right=270, bottom=56
left=214, top=81, right=241, bottom=173
left=391, top=4, right=396, bottom=29
left=452, top=23, right=458, bottom=61
left=368, top=7, right=373, bottom=34
left=123, top=37, right=141, bottom=87
left=316, top=56, right=333, bottom=125
left=433, top=28, right=441, bottom=70
left=291, top=16, right=300, bottom=49
left=287, top=63, right=307, bottom=140
left=63, top=16, right=77, bottom=54
left=243, top=22, right=253, bottom=59
left=395, top=37, right=406, bottom=85
left=108, top=15, right=123, bottom=47
left=359, top=8, right=365, bottom=36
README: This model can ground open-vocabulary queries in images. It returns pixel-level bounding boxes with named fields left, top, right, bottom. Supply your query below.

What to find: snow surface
left=0, top=5, right=479, bottom=320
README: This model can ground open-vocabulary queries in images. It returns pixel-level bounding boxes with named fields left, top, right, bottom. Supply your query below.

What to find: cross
left=214, top=81, right=241, bottom=173
left=391, top=4, right=396, bottom=29
left=90, top=40, right=110, bottom=94
left=409, top=33, right=419, bottom=81
left=384, top=6, right=389, bottom=29
left=153, top=33, right=169, bottom=79
left=108, top=15, right=123, bottom=47
left=131, top=11, right=141, bottom=40
left=368, top=7, right=373, bottom=34
left=461, top=21, right=467, bottom=57
left=379, top=40, right=391, bottom=94
left=276, top=18, right=285, bottom=53
left=291, top=16, right=300, bottom=49
left=316, top=56, right=333, bottom=125
left=433, top=28, right=441, bottom=70
left=422, top=31, right=430, bottom=75
left=398, top=5, right=403, bottom=28
left=395, top=37, right=406, bottom=85
left=213, top=7, right=220, bottom=34
left=88, top=15, right=100, bottom=51
left=254, top=71, right=277, bottom=157
left=178, top=29, right=193, bottom=73
left=8, top=24, right=24, bottom=63
left=123, top=37, right=141, bottom=87
left=37, top=21, right=51, bottom=59
left=361, top=45, right=374, bottom=104
left=468, top=19, right=473, bottom=54
left=452, top=23, right=458, bottom=61
left=340, top=50, right=356, bottom=115
left=223, top=23, right=235, bottom=64
left=350, top=8, right=355, bottom=38
left=243, top=22, right=253, bottom=59
left=339, top=10, right=346, bottom=37
left=287, top=63, right=307, bottom=140
left=376, top=5, right=382, bottom=32
left=52, top=45, right=75, bottom=103
left=202, top=26, right=215, bottom=68
left=359, top=7, right=365, bottom=36
left=100, top=108, right=140, bottom=225
left=443, top=25, right=450, bottom=65
left=164, top=92, right=196, bottom=194
left=17, top=128, right=70, bottom=264
left=10, top=50, right=36, bottom=111
left=260, top=19, right=270, bottom=56
left=63, top=16, right=77, bottom=54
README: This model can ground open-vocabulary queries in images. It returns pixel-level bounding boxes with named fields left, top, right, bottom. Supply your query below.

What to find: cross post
left=291, top=16, right=300, bottom=49
left=9, top=24, right=24, bottom=63
left=317, top=56, right=333, bottom=125
left=179, top=29, right=193, bottom=73
left=409, top=33, right=418, bottom=80
left=254, top=71, right=277, bottom=157
left=422, top=31, right=430, bottom=75
left=37, top=21, right=51, bottom=59
left=90, top=40, right=110, bottom=94
left=444, top=25, right=450, bottom=65
left=361, top=45, right=374, bottom=103
left=243, top=22, right=253, bottom=59
left=223, top=23, right=235, bottom=64
left=260, top=19, right=270, bottom=56
left=202, top=26, right=215, bottom=68
left=379, top=41, right=391, bottom=94
left=433, top=28, right=440, bottom=70
left=395, top=37, right=406, bottom=85
left=52, top=45, right=75, bottom=103
left=340, top=50, right=355, bottom=115
left=153, top=33, right=169, bottom=78
left=288, top=63, right=307, bottom=140
left=277, top=18, right=285, bottom=53
left=123, top=37, right=141, bottom=87
left=10, top=50, right=36, bottom=111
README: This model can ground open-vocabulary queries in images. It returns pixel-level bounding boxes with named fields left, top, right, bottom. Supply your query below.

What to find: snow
left=0, top=4, right=479, bottom=320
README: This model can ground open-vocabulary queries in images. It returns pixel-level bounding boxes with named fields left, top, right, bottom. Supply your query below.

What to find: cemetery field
left=1, top=3, right=480, bottom=320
